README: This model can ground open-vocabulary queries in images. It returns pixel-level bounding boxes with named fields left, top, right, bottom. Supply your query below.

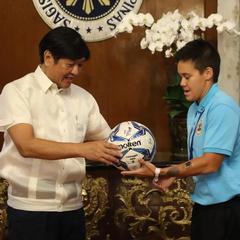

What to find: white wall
left=218, top=0, right=240, bottom=103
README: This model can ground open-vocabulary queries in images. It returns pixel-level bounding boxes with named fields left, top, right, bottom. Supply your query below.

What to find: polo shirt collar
left=196, top=83, right=218, bottom=113
left=34, top=66, right=70, bottom=94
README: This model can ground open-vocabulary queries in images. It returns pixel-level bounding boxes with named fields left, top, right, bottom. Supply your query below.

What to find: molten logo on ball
left=119, top=140, right=141, bottom=149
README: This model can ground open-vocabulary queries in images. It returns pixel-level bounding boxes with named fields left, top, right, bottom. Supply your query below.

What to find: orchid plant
left=112, top=9, right=240, bottom=119
left=112, top=9, right=240, bottom=57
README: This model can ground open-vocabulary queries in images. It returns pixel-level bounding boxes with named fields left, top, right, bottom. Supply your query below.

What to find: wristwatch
left=153, top=167, right=161, bottom=183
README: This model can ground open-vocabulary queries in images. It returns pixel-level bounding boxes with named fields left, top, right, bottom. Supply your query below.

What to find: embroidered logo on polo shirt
left=195, top=118, right=203, bottom=136
left=32, top=0, right=143, bottom=42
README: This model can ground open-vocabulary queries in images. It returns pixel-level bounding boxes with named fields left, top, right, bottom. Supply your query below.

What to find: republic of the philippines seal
left=32, top=0, right=143, bottom=42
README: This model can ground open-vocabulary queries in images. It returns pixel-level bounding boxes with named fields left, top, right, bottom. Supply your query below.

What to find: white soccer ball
left=108, top=121, right=156, bottom=170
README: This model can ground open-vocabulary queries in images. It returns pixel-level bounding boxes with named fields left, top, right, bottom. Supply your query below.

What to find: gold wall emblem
left=33, top=0, right=143, bottom=42
left=66, top=0, right=111, bottom=15
left=66, top=0, right=78, bottom=6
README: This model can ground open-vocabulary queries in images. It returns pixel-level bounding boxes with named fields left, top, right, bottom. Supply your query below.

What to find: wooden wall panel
left=0, top=0, right=216, bottom=158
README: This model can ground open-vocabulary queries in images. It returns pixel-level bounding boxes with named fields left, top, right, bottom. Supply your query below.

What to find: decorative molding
left=114, top=177, right=192, bottom=240
left=0, top=174, right=193, bottom=239
left=0, top=179, right=8, bottom=239
left=82, top=175, right=109, bottom=240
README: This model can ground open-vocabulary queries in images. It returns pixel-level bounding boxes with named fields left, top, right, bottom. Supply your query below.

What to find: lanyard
left=188, top=109, right=205, bottom=160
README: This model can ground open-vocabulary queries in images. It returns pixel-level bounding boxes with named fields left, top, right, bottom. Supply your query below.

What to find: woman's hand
left=121, top=159, right=155, bottom=177
left=153, top=176, right=176, bottom=191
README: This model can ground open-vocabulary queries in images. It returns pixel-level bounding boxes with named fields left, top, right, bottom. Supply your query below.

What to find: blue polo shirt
left=187, top=83, right=240, bottom=205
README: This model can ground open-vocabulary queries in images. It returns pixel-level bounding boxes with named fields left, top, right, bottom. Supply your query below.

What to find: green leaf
left=163, top=74, right=191, bottom=118
left=169, top=109, right=184, bottom=119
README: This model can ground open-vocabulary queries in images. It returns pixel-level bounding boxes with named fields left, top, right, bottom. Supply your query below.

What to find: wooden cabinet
left=0, top=162, right=193, bottom=240
left=83, top=163, right=192, bottom=240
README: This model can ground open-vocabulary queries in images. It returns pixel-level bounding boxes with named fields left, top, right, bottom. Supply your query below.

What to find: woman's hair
left=175, top=39, right=220, bottom=82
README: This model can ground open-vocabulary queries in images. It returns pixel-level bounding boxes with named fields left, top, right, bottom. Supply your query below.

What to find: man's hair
left=175, top=39, right=220, bottom=82
left=39, top=26, right=90, bottom=63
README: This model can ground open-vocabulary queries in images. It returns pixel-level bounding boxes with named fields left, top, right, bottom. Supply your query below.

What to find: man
left=0, top=26, right=121, bottom=240
left=122, top=39, right=240, bottom=240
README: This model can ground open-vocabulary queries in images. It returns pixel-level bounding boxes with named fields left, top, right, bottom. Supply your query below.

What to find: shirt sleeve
left=203, top=104, right=239, bottom=156
left=85, top=96, right=111, bottom=141
left=0, top=84, right=32, bottom=132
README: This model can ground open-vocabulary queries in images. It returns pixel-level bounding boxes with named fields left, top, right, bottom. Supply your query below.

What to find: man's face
left=43, top=51, right=86, bottom=89
left=177, top=60, right=213, bottom=102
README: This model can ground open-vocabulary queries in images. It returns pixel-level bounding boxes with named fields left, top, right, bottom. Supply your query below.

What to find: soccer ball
left=108, top=121, right=156, bottom=171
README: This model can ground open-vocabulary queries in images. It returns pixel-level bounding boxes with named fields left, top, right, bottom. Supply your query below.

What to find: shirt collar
left=34, top=66, right=71, bottom=94
left=195, top=83, right=218, bottom=113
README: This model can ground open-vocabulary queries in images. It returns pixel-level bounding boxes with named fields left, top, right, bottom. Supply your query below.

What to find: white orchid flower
left=205, top=18, right=215, bottom=29
left=150, top=23, right=159, bottom=32
left=140, top=38, right=148, bottom=49
left=176, top=40, right=187, bottom=50
left=222, top=21, right=235, bottom=32
left=180, top=29, right=194, bottom=41
left=165, top=48, right=174, bottom=58
left=198, top=18, right=208, bottom=31
left=145, top=30, right=154, bottom=43
left=189, top=15, right=201, bottom=30
left=124, top=11, right=138, bottom=23
left=207, top=13, right=223, bottom=25
left=117, top=22, right=133, bottom=33
left=151, top=32, right=160, bottom=41
left=148, top=42, right=157, bottom=54
left=127, top=14, right=141, bottom=26
left=144, top=13, right=154, bottom=27
left=132, top=14, right=145, bottom=26
left=172, top=9, right=182, bottom=21
left=171, top=20, right=181, bottom=32
left=113, top=9, right=240, bottom=57
left=181, top=19, right=191, bottom=30
left=154, top=41, right=164, bottom=52
left=217, top=21, right=236, bottom=33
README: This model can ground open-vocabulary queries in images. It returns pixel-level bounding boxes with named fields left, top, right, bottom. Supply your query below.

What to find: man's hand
left=8, top=123, right=122, bottom=163
left=80, top=140, right=122, bottom=165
